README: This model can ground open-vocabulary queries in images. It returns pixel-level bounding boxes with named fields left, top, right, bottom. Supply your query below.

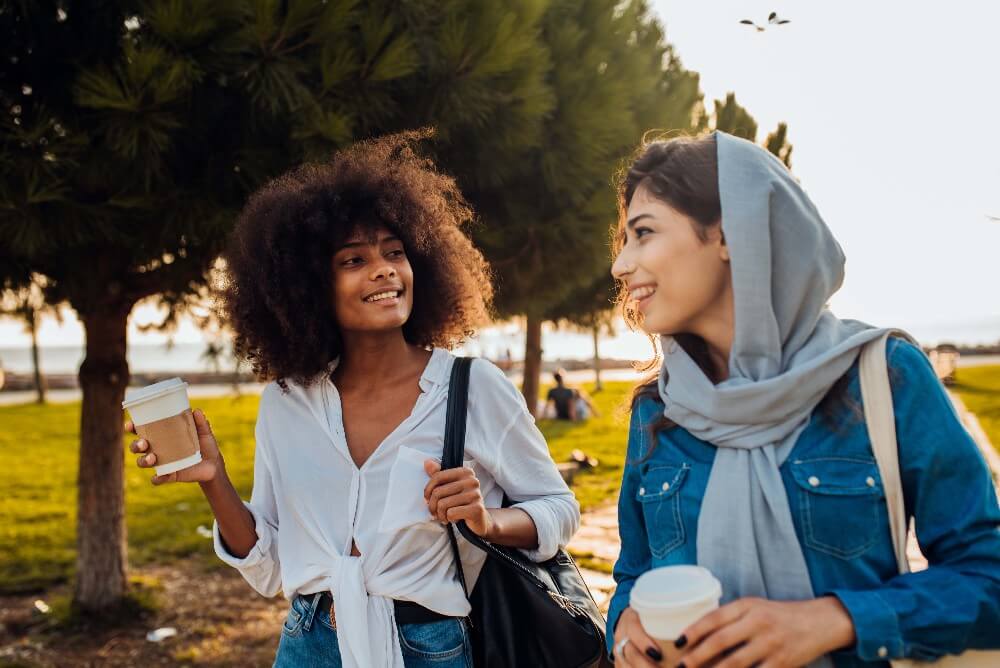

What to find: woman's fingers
left=136, top=452, right=157, bottom=468
left=682, top=613, right=757, bottom=668
left=423, top=464, right=474, bottom=499
left=426, top=479, right=478, bottom=513
left=680, top=599, right=751, bottom=650
left=192, top=408, right=213, bottom=436
left=621, top=637, right=660, bottom=667
left=151, top=472, right=176, bottom=486
left=124, top=420, right=136, bottom=435
left=434, top=490, right=482, bottom=522
left=712, top=637, right=770, bottom=668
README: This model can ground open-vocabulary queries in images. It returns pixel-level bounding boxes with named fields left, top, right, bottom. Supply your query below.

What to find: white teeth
left=630, top=286, right=656, bottom=301
left=364, top=290, right=399, bottom=303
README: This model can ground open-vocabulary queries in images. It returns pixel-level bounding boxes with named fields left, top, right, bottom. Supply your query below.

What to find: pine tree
left=455, top=0, right=709, bottom=411
left=0, top=0, right=552, bottom=613
left=765, top=121, right=794, bottom=168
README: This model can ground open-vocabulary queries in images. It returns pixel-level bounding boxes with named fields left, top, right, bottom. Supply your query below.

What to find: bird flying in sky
left=740, top=12, right=791, bottom=32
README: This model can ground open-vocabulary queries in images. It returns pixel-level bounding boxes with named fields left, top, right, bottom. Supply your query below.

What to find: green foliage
left=765, top=121, right=794, bottom=168
left=0, top=383, right=634, bottom=591
left=461, top=0, right=707, bottom=320
left=712, top=91, right=757, bottom=141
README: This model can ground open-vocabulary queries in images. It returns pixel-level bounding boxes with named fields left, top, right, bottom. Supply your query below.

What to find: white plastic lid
left=630, top=565, right=722, bottom=610
left=122, top=377, right=187, bottom=409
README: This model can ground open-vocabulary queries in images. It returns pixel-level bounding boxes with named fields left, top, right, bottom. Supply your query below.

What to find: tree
left=0, top=0, right=553, bottom=613
left=451, top=0, right=708, bottom=413
left=547, top=272, right=619, bottom=391
left=712, top=91, right=758, bottom=140
left=0, top=273, right=61, bottom=403
left=765, top=121, right=793, bottom=168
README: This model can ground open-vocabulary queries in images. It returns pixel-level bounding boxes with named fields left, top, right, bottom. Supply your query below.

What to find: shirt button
left=866, top=476, right=876, bottom=487
left=639, top=487, right=646, bottom=496
left=808, top=476, right=821, bottom=487
left=877, top=646, right=889, bottom=658
left=662, top=482, right=671, bottom=491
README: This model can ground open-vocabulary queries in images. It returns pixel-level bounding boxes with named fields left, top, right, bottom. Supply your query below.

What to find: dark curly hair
left=218, top=131, right=494, bottom=392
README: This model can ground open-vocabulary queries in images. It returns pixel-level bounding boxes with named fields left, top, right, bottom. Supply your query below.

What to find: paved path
left=570, top=504, right=620, bottom=613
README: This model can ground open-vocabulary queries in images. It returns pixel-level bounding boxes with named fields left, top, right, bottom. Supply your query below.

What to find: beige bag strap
left=859, top=332, right=910, bottom=574
left=859, top=333, right=999, bottom=667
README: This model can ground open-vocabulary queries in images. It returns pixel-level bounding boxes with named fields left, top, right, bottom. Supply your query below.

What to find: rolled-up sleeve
left=212, top=406, right=283, bottom=598
left=468, top=361, right=581, bottom=562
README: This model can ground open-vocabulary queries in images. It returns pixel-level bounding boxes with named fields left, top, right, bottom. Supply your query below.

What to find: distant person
left=572, top=388, right=599, bottom=422
left=545, top=370, right=577, bottom=420
left=126, top=133, right=579, bottom=667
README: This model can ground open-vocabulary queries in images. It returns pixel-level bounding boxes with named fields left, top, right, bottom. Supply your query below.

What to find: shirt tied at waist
left=324, top=555, right=405, bottom=668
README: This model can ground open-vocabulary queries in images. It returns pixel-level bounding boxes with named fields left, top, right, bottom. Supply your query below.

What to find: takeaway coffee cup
left=630, top=565, right=722, bottom=665
left=122, top=378, right=201, bottom=476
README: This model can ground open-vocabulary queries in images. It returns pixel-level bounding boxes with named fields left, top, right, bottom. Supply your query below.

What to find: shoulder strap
left=443, top=357, right=474, bottom=596
left=859, top=332, right=910, bottom=574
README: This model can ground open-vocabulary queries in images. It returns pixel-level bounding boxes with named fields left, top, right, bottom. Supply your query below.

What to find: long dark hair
left=612, top=133, right=859, bottom=444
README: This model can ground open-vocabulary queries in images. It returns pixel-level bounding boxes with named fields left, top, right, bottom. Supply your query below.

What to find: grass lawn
left=950, top=364, right=1000, bottom=455
left=0, top=380, right=634, bottom=593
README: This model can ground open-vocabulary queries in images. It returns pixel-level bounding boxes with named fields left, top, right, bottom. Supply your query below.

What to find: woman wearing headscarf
left=607, top=131, right=1000, bottom=667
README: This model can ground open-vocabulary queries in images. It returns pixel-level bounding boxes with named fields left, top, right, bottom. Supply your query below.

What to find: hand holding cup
left=127, top=408, right=223, bottom=485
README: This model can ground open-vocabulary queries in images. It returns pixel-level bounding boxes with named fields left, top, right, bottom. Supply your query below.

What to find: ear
left=714, top=222, right=729, bottom=262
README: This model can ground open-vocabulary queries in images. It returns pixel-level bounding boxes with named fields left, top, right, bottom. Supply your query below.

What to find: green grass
left=537, top=382, right=633, bottom=511
left=0, top=395, right=261, bottom=593
left=0, top=382, right=633, bottom=592
left=951, top=365, right=1000, bottom=455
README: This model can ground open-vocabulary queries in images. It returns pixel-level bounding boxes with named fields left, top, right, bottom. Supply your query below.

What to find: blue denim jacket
left=608, top=339, right=1000, bottom=665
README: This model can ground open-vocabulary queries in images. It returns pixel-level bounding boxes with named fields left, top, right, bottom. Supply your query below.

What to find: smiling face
left=331, top=224, right=415, bottom=335
left=611, top=185, right=732, bottom=337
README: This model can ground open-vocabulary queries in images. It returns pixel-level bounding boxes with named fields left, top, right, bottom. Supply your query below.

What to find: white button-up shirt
left=213, top=348, right=580, bottom=667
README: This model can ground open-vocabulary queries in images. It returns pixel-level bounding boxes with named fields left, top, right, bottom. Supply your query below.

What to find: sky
left=1, top=0, right=999, bottom=354
left=648, top=0, right=1000, bottom=342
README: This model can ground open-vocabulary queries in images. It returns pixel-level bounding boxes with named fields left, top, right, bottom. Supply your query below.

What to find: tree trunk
left=73, top=306, right=131, bottom=612
left=521, top=314, right=543, bottom=418
left=28, top=307, right=46, bottom=403
left=592, top=323, right=603, bottom=392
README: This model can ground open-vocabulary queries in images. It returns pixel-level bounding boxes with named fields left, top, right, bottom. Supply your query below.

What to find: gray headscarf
left=657, top=131, right=889, bottom=664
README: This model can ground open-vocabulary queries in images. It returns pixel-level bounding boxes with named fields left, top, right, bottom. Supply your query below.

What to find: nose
left=369, top=261, right=397, bottom=282
left=611, top=245, right=635, bottom=280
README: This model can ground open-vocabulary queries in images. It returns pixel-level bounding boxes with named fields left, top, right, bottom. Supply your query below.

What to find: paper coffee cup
left=630, top=566, right=722, bottom=662
left=123, top=378, right=202, bottom=476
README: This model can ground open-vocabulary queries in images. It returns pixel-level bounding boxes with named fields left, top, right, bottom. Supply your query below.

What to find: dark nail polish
left=677, top=663, right=686, bottom=668
left=645, top=646, right=663, bottom=662
left=674, top=634, right=688, bottom=649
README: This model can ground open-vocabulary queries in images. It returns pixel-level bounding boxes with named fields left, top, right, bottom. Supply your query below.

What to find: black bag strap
left=444, top=357, right=474, bottom=597
left=443, top=357, right=552, bottom=597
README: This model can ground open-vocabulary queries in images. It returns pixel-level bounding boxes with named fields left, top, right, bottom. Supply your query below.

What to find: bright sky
left=649, top=0, right=1000, bottom=342
left=2, top=1, right=999, bottom=351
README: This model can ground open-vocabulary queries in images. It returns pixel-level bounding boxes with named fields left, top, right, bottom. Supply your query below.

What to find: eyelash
left=341, top=249, right=405, bottom=266
left=633, top=226, right=653, bottom=239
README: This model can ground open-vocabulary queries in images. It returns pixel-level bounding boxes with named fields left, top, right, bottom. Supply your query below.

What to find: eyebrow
left=337, top=234, right=401, bottom=250
left=625, top=213, right=654, bottom=230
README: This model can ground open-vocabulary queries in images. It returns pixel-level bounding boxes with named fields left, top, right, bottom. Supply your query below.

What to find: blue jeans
left=273, top=593, right=473, bottom=668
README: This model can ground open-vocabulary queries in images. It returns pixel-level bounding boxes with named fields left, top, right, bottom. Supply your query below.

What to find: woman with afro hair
left=126, top=132, right=580, bottom=667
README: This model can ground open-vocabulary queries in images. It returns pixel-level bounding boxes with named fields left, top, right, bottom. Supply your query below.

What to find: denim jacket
left=608, top=339, right=1000, bottom=665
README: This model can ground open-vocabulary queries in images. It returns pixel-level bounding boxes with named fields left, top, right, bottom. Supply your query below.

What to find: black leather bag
left=442, top=357, right=610, bottom=668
